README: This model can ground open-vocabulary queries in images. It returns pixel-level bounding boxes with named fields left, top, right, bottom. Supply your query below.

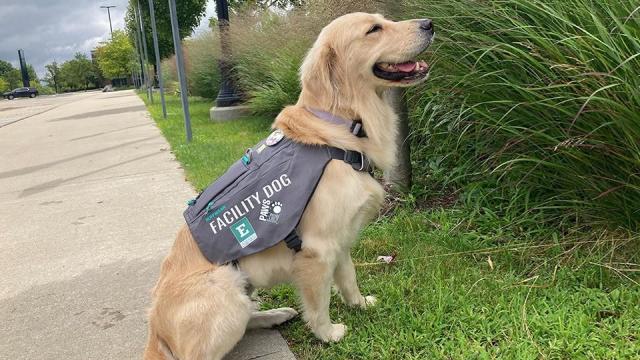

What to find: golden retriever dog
left=144, top=12, right=434, bottom=360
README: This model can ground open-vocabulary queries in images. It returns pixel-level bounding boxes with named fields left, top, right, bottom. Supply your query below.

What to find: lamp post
left=100, top=5, right=116, bottom=39
left=213, top=0, right=242, bottom=107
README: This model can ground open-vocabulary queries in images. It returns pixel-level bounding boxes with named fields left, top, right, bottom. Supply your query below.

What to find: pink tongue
left=396, top=62, right=416, bottom=72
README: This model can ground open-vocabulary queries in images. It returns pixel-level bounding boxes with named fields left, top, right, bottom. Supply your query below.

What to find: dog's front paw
left=350, top=295, right=377, bottom=309
left=317, top=323, right=347, bottom=342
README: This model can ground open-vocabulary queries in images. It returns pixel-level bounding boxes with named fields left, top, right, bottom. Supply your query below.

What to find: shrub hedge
left=408, top=0, right=639, bottom=231
left=179, top=0, right=639, bottom=233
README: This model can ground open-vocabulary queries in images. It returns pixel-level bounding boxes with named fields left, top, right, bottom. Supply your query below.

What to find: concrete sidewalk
left=0, top=90, right=295, bottom=360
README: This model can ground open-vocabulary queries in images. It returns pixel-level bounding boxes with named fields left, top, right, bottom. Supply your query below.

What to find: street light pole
left=213, top=0, right=242, bottom=107
left=100, top=5, right=116, bottom=39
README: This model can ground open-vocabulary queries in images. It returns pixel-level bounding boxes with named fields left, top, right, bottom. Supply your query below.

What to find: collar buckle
left=344, top=150, right=368, bottom=172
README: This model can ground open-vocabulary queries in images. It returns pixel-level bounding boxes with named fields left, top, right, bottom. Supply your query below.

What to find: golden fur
left=144, top=12, right=432, bottom=360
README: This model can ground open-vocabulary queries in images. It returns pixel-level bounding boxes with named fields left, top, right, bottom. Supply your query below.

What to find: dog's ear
left=300, top=43, right=344, bottom=107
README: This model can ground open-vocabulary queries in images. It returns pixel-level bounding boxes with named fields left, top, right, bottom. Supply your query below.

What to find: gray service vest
left=184, top=130, right=335, bottom=265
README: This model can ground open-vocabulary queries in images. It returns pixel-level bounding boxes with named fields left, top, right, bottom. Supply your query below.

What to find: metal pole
left=100, top=5, right=116, bottom=39
left=107, top=8, right=113, bottom=37
left=214, top=0, right=242, bottom=107
left=168, top=0, right=192, bottom=142
left=132, top=12, right=149, bottom=100
left=133, top=31, right=145, bottom=90
left=148, top=0, right=167, bottom=118
left=135, top=0, right=153, bottom=103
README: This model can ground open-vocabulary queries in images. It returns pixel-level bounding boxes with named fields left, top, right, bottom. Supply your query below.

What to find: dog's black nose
left=419, top=19, right=434, bottom=33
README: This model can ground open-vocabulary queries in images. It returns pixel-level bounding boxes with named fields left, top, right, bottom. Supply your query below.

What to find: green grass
left=267, top=209, right=640, bottom=359
left=141, top=94, right=271, bottom=190
left=141, top=94, right=640, bottom=359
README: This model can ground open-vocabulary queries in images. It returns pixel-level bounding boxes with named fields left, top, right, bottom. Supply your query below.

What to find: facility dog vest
left=184, top=129, right=371, bottom=265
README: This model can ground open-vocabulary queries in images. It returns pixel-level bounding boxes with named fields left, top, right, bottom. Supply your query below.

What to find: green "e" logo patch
left=231, top=217, right=257, bottom=248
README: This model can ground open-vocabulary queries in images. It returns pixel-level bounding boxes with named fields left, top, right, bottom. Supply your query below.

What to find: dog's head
left=300, top=12, right=434, bottom=101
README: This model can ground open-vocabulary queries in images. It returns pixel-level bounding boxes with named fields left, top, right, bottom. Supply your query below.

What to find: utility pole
left=100, top=5, right=116, bottom=39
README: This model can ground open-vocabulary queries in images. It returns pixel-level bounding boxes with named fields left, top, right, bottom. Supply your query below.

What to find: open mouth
left=373, top=60, right=430, bottom=82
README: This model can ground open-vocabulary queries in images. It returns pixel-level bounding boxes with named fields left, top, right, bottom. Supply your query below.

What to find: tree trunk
left=385, top=87, right=413, bottom=192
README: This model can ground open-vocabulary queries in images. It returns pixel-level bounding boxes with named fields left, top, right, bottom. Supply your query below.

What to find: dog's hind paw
left=274, top=307, right=299, bottom=322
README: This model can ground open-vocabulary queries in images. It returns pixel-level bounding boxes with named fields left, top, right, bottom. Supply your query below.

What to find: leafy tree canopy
left=0, top=77, right=8, bottom=93
left=26, top=64, right=38, bottom=83
left=95, top=30, right=136, bottom=78
left=58, top=53, right=98, bottom=90
left=44, top=61, right=61, bottom=93
left=3, top=68, right=22, bottom=89
left=126, top=0, right=207, bottom=65
left=0, top=60, right=14, bottom=78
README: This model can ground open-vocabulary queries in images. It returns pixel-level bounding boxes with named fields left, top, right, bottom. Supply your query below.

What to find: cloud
left=0, top=0, right=215, bottom=80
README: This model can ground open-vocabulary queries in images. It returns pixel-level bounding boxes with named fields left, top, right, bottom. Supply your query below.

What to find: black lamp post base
left=215, top=82, right=243, bottom=107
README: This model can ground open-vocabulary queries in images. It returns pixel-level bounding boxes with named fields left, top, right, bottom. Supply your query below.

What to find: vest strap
left=284, top=230, right=302, bottom=252
left=328, top=147, right=373, bottom=174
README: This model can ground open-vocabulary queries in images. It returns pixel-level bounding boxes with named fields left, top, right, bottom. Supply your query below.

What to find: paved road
left=0, top=92, right=85, bottom=128
left=0, top=91, right=295, bottom=360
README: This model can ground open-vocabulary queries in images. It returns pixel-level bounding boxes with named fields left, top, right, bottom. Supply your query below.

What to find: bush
left=408, top=0, right=640, bottom=230
left=34, top=82, right=55, bottom=95
left=161, top=55, right=177, bottom=84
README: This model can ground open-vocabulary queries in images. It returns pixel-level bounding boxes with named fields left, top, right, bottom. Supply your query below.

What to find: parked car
left=3, top=87, right=38, bottom=100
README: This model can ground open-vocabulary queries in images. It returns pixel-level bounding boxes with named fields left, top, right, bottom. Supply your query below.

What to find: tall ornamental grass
left=409, top=0, right=640, bottom=231
left=227, top=0, right=381, bottom=115
left=160, top=31, right=221, bottom=98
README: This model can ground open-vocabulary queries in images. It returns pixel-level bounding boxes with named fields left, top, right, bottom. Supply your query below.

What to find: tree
left=4, top=69, right=21, bottom=89
left=26, top=64, right=38, bottom=83
left=0, top=77, right=8, bottom=93
left=126, top=0, right=207, bottom=66
left=95, top=30, right=136, bottom=79
left=0, top=60, right=14, bottom=78
left=44, top=61, right=61, bottom=93
left=59, top=53, right=96, bottom=90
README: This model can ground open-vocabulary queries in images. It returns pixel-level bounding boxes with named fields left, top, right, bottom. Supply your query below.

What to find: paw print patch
left=271, top=201, right=283, bottom=214
left=259, top=200, right=283, bottom=224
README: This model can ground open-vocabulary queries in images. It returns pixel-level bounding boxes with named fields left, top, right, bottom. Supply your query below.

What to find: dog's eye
left=366, top=24, right=382, bottom=35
